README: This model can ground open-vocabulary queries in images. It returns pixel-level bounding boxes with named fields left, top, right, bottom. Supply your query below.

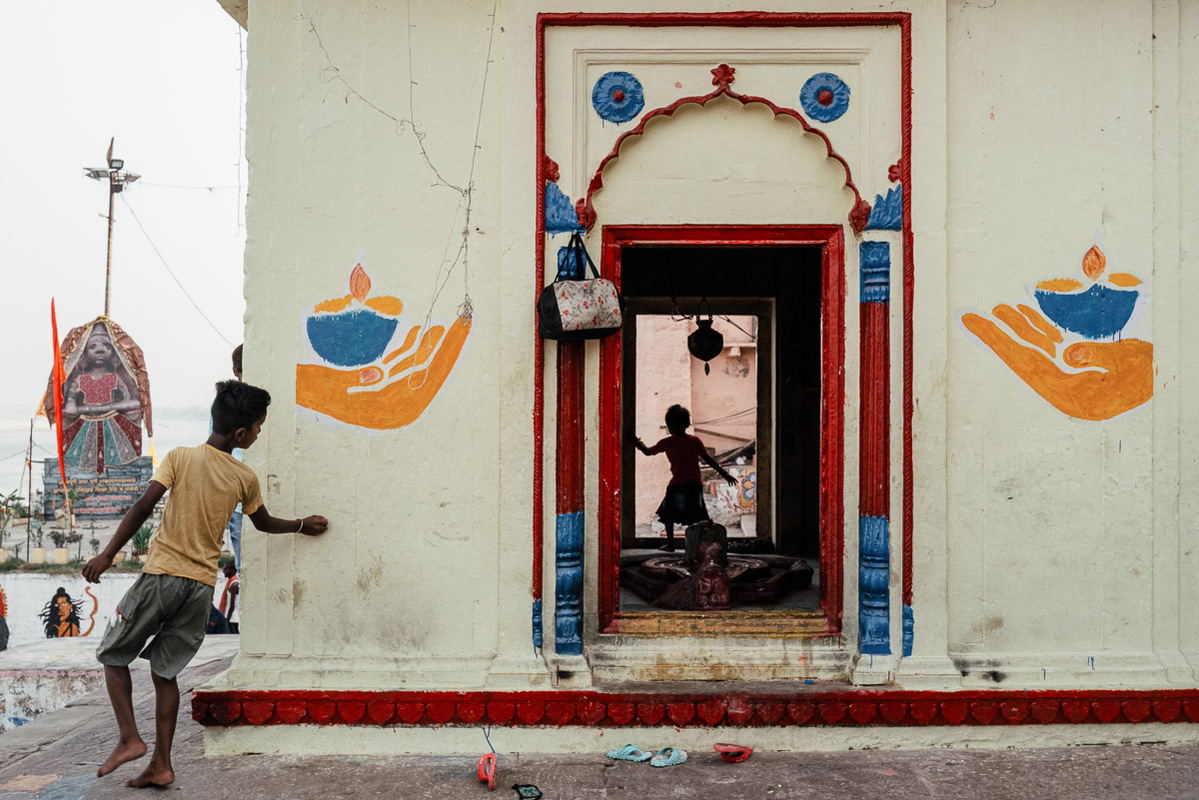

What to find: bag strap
left=555, top=233, right=601, bottom=282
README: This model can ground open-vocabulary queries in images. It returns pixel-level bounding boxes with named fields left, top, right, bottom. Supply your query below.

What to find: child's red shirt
left=644, top=434, right=707, bottom=485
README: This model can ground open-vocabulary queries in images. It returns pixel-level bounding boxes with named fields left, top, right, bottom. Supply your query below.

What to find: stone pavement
left=2, top=647, right=1199, bottom=799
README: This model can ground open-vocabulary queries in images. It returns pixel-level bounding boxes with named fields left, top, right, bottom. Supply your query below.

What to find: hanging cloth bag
left=537, top=233, right=623, bottom=341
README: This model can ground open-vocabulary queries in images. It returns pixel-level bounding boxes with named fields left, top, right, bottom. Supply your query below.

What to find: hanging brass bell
left=688, top=318, right=723, bottom=375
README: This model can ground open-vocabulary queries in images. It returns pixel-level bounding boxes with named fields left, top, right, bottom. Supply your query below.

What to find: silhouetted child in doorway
left=634, top=404, right=736, bottom=552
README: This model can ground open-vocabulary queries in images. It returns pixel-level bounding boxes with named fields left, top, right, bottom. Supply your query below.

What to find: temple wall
left=213, top=0, right=1199, bottom=750
left=232, top=0, right=517, bottom=688
left=941, top=0, right=1194, bottom=685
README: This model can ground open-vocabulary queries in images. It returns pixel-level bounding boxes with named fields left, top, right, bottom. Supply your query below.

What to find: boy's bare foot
left=97, top=738, right=147, bottom=777
left=125, top=762, right=174, bottom=788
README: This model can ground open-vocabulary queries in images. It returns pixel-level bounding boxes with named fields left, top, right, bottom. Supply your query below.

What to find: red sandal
left=478, top=752, right=497, bottom=790
left=713, top=742, right=753, bottom=763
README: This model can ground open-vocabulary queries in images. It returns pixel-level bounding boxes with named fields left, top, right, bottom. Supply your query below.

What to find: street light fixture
left=83, top=137, right=140, bottom=316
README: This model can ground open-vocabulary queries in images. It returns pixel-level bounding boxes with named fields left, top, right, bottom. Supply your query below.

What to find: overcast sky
left=0, top=1, right=246, bottom=418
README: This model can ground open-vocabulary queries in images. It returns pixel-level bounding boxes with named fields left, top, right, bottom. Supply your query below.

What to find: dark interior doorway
left=617, top=245, right=823, bottom=613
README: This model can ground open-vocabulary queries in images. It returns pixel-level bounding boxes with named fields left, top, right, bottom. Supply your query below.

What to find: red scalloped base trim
left=193, top=689, right=1199, bottom=728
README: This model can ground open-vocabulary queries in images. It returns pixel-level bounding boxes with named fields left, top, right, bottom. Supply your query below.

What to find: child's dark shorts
left=96, top=573, right=214, bottom=680
left=656, top=482, right=711, bottom=526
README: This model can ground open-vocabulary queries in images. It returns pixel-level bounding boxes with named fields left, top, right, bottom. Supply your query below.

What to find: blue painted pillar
left=553, top=339, right=585, bottom=655
left=858, top=240, right=891, bottom=655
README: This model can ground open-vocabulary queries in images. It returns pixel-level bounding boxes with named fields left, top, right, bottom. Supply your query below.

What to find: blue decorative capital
left=545, top=183, right=584, bottom=235
left=860, top=242, right=890, bottom=304
left=865, top=184, right=903, bottom=231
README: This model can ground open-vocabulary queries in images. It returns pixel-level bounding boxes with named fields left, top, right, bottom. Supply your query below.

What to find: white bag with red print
left=537, top=233, right=623, bottom=340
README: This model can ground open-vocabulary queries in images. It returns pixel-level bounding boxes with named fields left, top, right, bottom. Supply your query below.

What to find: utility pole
left=84, top=138, right=140, bottom=317
left=26, top=420, right=33, bottom=560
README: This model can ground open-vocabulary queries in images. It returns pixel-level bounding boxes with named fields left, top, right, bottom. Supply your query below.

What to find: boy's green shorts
left=96, top=573, right=214, bottom=680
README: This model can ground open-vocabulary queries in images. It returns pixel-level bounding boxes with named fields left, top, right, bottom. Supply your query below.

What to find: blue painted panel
left=556, top=243, right=587, bottom=281
left=860, top=242, right=890, bottom=304
left=902, top=604, right=914, bottom=658
left=532, top=598, right=543, bottom=650
left=545, top=183, right=583, bottom=235
left=865, top=185, right=903, bottom=231
left=554, top=511, right=584, bottom=655
left=859, top=515, right=890, bottom=655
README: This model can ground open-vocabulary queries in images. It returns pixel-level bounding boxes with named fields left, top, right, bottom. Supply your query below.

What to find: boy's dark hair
left=211, top=380, right=270, bottom=434
left=665, top=404, right=691, bottom=435
left=232, top=344, right=243, bottom=376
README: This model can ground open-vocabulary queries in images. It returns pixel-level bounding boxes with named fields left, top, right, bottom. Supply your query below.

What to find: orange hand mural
left=962, top=245, right=1151, bottom=421
left=962, top=306, right=1151, bottom=421
left=296, top=262, right=471, bottom=429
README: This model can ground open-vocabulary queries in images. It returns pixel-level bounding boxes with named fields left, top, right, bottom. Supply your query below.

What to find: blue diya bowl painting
left=307, top=309, right=398, bottom=367
left=1034, top=284, right=1138, bottom=339
left=1033, top=246, right=1141, bottom=340
left=305, top=262, right=403, bottom=368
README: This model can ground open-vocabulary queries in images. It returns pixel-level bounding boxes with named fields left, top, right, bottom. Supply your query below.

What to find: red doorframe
left=535, top=12, right=913, bottom=650
left=597, top=225, right=845, bottom=634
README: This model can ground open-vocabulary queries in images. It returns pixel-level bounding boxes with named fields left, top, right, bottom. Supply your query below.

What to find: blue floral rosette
left=591, top=71, right=645, bottom=124
left=799, top=72, right=850, bottom=123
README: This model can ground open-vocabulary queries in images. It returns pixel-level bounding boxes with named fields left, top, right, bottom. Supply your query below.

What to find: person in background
left=227, top=344, right=244, bottom=573
left=218, top=560, right=240, bottom=634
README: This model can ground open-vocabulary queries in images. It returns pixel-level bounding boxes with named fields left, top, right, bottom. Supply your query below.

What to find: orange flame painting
left=350, top=263, right=372, bottom=302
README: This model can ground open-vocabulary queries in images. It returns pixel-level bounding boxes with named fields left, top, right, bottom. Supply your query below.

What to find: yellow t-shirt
left=142, top=445, right=264, bottom=587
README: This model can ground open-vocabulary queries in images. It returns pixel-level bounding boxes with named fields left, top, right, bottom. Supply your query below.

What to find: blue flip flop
left=606, top=743, right=652, bottom=762
left=649, top=747, right=688, bottom=767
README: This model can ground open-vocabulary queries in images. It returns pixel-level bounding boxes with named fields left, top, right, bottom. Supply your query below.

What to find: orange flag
left=50, top=299, right=67, bottom=488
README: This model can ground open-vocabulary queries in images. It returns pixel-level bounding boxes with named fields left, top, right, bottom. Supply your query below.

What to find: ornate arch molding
left=578, top=63, right=873, bottom=234
left=535, top=12, right=916, bottom=666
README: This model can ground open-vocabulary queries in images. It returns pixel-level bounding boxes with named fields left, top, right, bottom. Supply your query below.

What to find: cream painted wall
left=219, top=0, right=1194, bottom=712
left=943, top=0, right=1192, bottom=685
left=231, top=0, right=521, bottom=689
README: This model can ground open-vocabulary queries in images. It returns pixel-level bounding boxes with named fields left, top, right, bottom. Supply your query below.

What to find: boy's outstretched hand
left=299, top=515, right=329, bottom=536
left=82, top=553, right=113, bottom=583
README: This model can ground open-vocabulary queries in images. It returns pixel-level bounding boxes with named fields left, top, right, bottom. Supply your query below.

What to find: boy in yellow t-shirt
left=82, top=380, right=328, bottom=788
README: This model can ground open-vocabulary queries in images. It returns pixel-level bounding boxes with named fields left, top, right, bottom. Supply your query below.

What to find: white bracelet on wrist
left=296, top=518, right=304, bottom=533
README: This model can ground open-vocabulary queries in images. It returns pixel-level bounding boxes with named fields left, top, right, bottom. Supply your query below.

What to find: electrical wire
left=715, top=314, right=757, bottom=341
left=118, top=194, right=237, bottom=348
left=139, top=182, right=240, bottom=191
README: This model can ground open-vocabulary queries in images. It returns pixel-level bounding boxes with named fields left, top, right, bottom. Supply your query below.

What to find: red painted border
left=195, top=688, right=1199, bottom=728
left=533, top=18, right=547, bottom=611
left=860, top=303, right=890, bottom=517
left=556, top=343, right=584, bottom=514
left=596, top=226, right=845, bottom=634
left=536, top=11, right=914, bottom=646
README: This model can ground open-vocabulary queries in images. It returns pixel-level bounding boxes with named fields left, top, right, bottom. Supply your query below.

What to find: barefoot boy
left=83, top=380, right=328, bottom=788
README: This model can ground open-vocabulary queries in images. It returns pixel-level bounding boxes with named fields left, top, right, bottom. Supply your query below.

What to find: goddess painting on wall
left=43, top=317, right=153, bottom=474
